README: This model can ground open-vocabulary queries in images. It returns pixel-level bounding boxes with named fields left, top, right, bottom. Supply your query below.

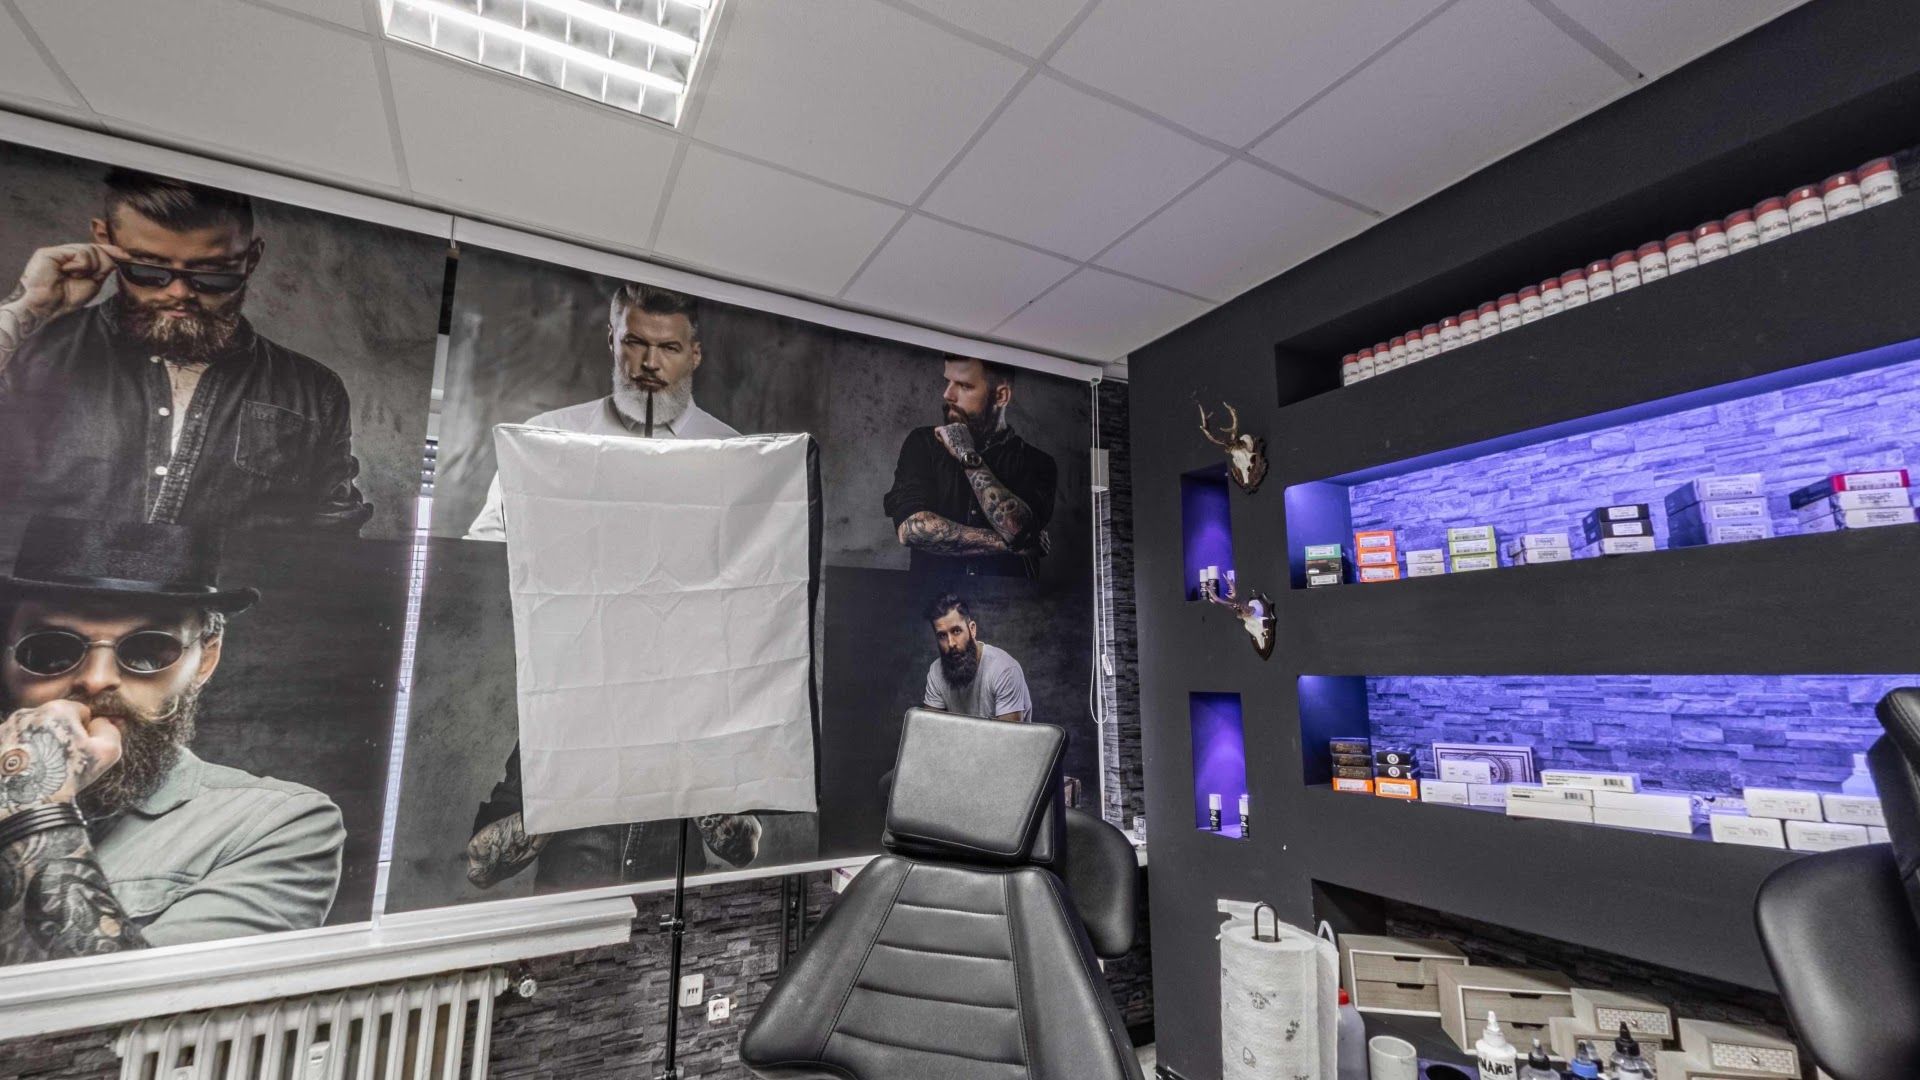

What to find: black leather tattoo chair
left=740, top=708, right=1145, bottom=1079
left=1754, top=687, right=1920, bottom=1080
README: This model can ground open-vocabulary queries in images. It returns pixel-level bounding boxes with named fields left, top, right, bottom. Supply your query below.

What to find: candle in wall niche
left=1497, top=292, right=1522, bottom=332
left=1693, top=220, right=1729, bottom=264
left=1822, top=171, right=1864, bottom=219
left=1860, top=156, right=1902, bottom=207
left=1664, top=230, right=1697, bottom=273
left=1754, top=196, right=1792, bottom=243
left=1724, top=208, right=1760, bottom=252
left=1439, top=315, right=1462, bottom=351
left=1635, top=241, right=1668, bottom=283
left=1355, top=346, right=1376, bottom=380
left=1208, top=793, right=1223, bottom=832
left=1585, top=259, right=1614, bottom=300
left=1787, top=185, right=1828, bottom=232
left=1458, top=309, right=1482, bottom=345
left=1341, top=353, right=1358, bottom=385
left=1560, top=268, right=1588, bottom=308
left=1610, top=250, right=1641, bottom=292
left=1540, top=276, right=1564, bottom=316
left=1420, top=323, right=1441, bottom=359
left=1388, top=335, right=1408, bottom=367
left=1518, top=284, right=1543, bottom=324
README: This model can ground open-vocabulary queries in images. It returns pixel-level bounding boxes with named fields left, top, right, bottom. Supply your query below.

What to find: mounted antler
left=1199, top=572, right=1276, bottom=660
left=1194, top=399, right=1268, bottom=493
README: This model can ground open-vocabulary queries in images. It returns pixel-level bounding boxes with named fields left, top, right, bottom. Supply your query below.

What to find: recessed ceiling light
left=382, top=0, right=721, bottom=127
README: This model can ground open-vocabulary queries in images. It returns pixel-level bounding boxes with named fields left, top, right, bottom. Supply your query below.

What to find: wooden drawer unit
left=1438, top=965, right=1574, bottom=1051
left=1338, top=935, right=1468, bottom=1017
left=1677, top=1020, right=1801, bottom=1078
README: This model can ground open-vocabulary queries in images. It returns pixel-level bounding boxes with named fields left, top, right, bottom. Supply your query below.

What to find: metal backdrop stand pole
left=654, top=817, right=691, bottom=1080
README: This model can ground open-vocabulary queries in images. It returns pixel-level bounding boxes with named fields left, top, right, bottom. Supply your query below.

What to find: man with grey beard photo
left=0, top=516, right=344, bottom=966
left=463, top=281, right=739, bottom=541
left=0, top=168, right=373, bottom=534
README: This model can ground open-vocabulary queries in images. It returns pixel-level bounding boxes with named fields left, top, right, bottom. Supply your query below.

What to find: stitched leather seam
left=828, top=1028, right=1025, bottom=1067
left=872, top=940, right=1012, bottom=962
left=1036, top=869, right=1136, bottom=1076
left=893, top=898, right=1005, bottom=917
left=848, top=982, right=1019, bottom=1011
left=817, top=863, right=912, bottom=1061
left=1004, top=873, right=1032, bottom=1072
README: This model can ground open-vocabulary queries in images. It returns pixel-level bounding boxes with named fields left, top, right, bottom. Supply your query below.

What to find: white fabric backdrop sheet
left=495, top=426, right=818, bottom=835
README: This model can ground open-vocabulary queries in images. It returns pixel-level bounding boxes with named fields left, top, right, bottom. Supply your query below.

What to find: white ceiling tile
left=891, top=0, right=1087, bottom=55
left=1252, top=0, right=1626, bottom=213
left=1548, top=0, right=1810, bottom=78
left=253, top=0, right=369, bottom=31
left=693, top=0, right=1026, bottom=203
left=1049, top=0, right=1443, bottom=148
left=923, top=75, right=1225, bottom=260
left=385, top=49, right=675, bottom=248
left=655, top=146, right=903, bottom=298
left=996, top=268, right=1209, bottom=360
left=15, top=0, right=400, bottom=186
left=1098, top=161, right=1373, bottom=302
left=844, top=214, right=1076, bottom=332
left=0, top=5, right=78, bottom=108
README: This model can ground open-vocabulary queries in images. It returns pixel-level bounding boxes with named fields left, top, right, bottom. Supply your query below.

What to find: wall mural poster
left=0, top=139, right=441, bottom=967
left=383, top=244, right=1095, bottom=910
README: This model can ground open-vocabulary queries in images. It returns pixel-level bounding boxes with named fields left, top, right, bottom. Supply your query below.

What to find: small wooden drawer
left=1678, top=1020, right=1800, bottom=1078
left=1439, top=965, right=1574, bottom=1051
left=1462, top=987, right=1570, bottom=1027
left=1352, top=979, right=1442, bottom=1014
left=1351, top=950, right=1465, bottom=984
left=1339, top=934, right=1468, bottom=1017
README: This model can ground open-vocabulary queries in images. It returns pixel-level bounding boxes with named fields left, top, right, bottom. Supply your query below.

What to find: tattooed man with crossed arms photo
left=0, top=517, right=343, bottom=965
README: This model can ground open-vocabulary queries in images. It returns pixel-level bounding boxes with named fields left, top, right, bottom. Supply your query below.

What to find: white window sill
left=0, top=854, right=875, bottom=1042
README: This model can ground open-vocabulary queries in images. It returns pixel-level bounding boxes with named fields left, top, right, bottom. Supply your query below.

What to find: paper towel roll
left=1220, top=923, right=1336, bottom=1080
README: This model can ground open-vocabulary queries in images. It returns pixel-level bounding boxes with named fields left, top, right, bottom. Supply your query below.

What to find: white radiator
left=115, top=969, right=508, bottom=1080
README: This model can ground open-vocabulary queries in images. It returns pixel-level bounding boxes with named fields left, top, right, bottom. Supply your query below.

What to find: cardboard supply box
left=1339, top=934, right=1468, bottom=1017
left=1439, top=965, right=1574, bottom=1052
left=1581, top=536, right=1659, bottom=556
left=1332, top=777, right=1375, bottom=794
left=1799, top=505, right=1918, bottom=532
left=1668, top=519, right=1775, bottom=546
left=1420, top=779, right=1471, bottom=806
left=1447, top=536, right=1499, bottom=557
left=1353, top=529, right=1398, bottom=552
left=1664, top=474, right=1766, bottom=517
left=1785, top=819, right=1871, bottom=852
left=1359, top=565, right=1403, bottom=583
left=1407, top=562, right=1449, bottom=578
left=1820, top=793, right=1885, bottom=827
left=1375, top=777, right=1419, bottom=799
left=1451, top=552, right=1499, bottom=572
left=1583, top=515, right=1655, bottom=541
left=1468, top=783, right=1511, bottom=809
left=1676, top=1020, right=1801, bottom=1078
left=1709, top=814, right=1787, bottom=849
left=1743, top=788, right=1822, bottom=822
left=1787, top=469, right=1911, bottom=507
left=1669, top=497, right=1770, bottom=525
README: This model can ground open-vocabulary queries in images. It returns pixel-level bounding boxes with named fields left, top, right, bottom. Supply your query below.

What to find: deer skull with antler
left=1197, top=401, right=1267, bottom=492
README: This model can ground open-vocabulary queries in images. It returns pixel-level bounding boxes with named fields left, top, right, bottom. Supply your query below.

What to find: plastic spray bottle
left=1476, top=1011, right=1519, bottom=1079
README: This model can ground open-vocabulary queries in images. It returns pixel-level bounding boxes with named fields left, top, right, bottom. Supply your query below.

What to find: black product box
left=1376, top=763, right=1420, bottom=781
left=1332, top=753, right=1373, bottom=769
left=1329, top=737, right=1372, bottom=756
left=1374, top=748, right=1417, bottom=767
left=1582, top=514, right=1655, bottom=543
left=1305, top=555, right=1346, bottom=588
left=1584, top=503, right=1651, bottom=524
left=1333, top=765, right=1374, bottom=781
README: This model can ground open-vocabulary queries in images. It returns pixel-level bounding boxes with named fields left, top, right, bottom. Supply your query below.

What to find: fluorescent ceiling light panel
left=383, top=0, right=720, bottom=127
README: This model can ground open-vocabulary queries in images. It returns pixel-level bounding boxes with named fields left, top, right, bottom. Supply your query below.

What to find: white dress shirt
left=464, top=396, right=741, bottom=541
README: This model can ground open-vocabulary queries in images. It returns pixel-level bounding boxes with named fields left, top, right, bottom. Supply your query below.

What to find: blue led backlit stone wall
left=1368, top=675, right=1917, bottom=795
left=1348, top=352, right=1920, bottom=795
left=1348, top=353, right=1920, bottom=553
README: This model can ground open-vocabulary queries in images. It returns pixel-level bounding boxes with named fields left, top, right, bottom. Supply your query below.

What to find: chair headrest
left=883, top=709, right=1065, bottom=866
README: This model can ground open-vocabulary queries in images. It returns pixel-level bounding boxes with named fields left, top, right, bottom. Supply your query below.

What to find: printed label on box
left=1785, top=819, right=1871, bottom=852
left=1509, top=785, right=1594, bottom=805
left=1583, top=536, right=1658, bottom=555
left=1447, top=537, right=1498, bottom=556
left=1332, top=777, right=1375, bottom=794
left=1421, top=780, right=1471, bottom=805
left=1356, top=549, right=1398, bottom=567
left=1303, top=544, right=1344, bottom=559
left=1599, top=504, right=1651, bottom=520
left=1821, top=793, right=1886, bottom=827
left=1446, top=526, right=1497, bottom=543
left=1744, top=788, right=1823, bottom=821
left=1404, top=549, right=1447, bottom=566
left=1541, top=770, right=1639, bottom=793
left=1359, top=566, right=1402, bottom=582
left=1407, top=563, right=1448, bottom=577
left=1375, top=778, right=1419, bottom=800
left=1468, top=784, right=1510, bottom=808
left=1354, top=531, right=1397, bottom=551
left=1451, top=553, right=1499, bottom=572
left=1439, top=759, right=1494, bottom=785
left=1710, top=814, right=1786, bottom=848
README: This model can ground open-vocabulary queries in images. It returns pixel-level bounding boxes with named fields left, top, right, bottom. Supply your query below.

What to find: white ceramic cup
left=1369, top=1035, right=1419, bottom=1080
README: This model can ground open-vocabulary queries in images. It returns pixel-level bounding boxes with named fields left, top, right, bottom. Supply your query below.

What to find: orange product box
left=1358, top=565, right=1402, bottom=583
left=1332, top=777, right=1375, bottom=795
left=1353, top=529, right=1398, bottom=553
left=1376, top=778, right=1420, bottom=800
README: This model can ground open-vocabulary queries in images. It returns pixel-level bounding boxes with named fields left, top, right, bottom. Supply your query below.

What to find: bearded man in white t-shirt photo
left=921, top=592, right=1032, bottom=724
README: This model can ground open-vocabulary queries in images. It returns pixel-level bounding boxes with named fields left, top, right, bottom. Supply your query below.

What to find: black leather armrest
left=1062, top=806, right=1138, bottom=959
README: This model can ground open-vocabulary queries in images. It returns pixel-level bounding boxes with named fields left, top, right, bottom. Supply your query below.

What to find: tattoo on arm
left=963, top=465, right=1034, bottom=545
left=0, top=284, right=51, bottom=378
left=897, top=511, right=1011, bottom=555
left=466, top=813, right=551, bottom=888
left=0, top=727, right=74, bottom=814
left=1, top=826, right=145, bottom=958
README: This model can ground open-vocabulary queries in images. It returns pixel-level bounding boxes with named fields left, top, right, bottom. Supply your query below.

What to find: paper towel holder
left=1252, top=902, right=1279, bottom=943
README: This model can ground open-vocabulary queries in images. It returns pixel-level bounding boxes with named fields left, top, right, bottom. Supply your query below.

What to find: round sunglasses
left=114, top=259, right=251, bottom=296
left=8, top=630, right=191, bottom=678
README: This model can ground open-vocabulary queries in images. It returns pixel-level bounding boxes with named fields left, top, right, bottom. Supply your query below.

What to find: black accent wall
left=1127, top=2, right=1920, bottom=1077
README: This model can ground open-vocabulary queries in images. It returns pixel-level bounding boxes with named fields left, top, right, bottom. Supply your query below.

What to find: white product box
left=1509, top=785, right=1595, bottom=806
left=1821, top=793, right=1886, bottom=827
left=1420, top=779, right=1471, bottom=805
left=1356, top=548, right=1398, bottom=567
left=1596, top=518, right=1653, bottom=536
left=1671, top=520, right=1775, bottom=545
left=1358, top=566, right=1402, bottom=583
left=1508, top=798, right=1594, bottom=824
left=1710, top=814, right=1787, bottom=848
left=1307, top=570, right=1342, bottom=587
left=1744, top=788, right=1823, bottom=822
left=1451, top=553, right=1499, bottom=572
left=1804, top=489, right=1913, bottom=513
left=1542, top=769, right=1640, bottom=793
left=1510, top=532, right=1571, bottom=551
left=1469, top=784, right=1510, bottom=809
left=1785, top=819, right=1871, bottom=852
left=1594, top=807, right=1694, bottom=834
left=1685, top=497, right=1770, bottom=523
left=1871, top=826, right=1892, bottom=843
left=1582, top=536, right=1658, bottom=555
left=1671, top=474, right=1767, bottom=504
left=1439, top=759, right=1494, bottom=785
left=1447, top=537, right=1498, bottom=556
left=1594, top=790, right=1690, bottom=814
left=1447, top=525, right=1497, bottom=544
left=1404, top=548, right=1447, bottom=567
left=1800, top=505, right=1918, bottom=532
left=1511, top=548, right=1572, bottom=565
left=1407, top=562, right=1448, bottom=578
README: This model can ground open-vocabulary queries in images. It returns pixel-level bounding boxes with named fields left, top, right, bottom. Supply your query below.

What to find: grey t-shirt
left=923, top=642, right=1033, bottom=723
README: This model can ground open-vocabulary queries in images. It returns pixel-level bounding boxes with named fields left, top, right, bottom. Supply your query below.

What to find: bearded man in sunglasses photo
left=0, top=516, right=344, bottom=966
left=0, top=167, right=373, bottom=534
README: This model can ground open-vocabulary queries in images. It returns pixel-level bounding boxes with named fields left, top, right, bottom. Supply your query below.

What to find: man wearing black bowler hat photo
left=0, top=516, right=344, bottom=967
left=0, top=167, right=373, bottom=534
